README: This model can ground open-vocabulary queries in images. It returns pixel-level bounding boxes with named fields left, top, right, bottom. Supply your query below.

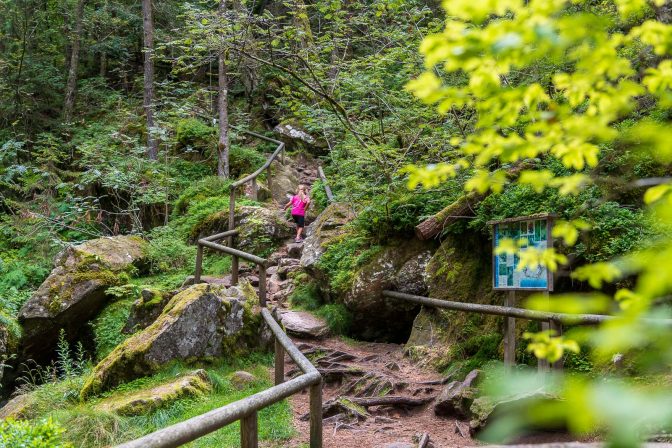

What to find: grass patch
left=16, top=353, right=295, bottom=448
left=289, top=278, right=352, bottom=335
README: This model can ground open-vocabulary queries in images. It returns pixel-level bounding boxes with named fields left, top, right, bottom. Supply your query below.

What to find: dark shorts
left=292, top=214, right=305, bottom=228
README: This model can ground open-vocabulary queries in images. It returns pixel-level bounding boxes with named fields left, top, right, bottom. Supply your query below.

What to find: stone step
left=279, top=310, right=329, bottom=339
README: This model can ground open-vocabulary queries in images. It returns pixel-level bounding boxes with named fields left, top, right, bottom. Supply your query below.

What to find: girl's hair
left=297, top=184, right=308, bottom=200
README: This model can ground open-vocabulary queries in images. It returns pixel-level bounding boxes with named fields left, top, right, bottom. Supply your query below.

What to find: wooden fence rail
left=382, top=290, right=672, bottom=371
left=118, top=131, right=322, bottom=448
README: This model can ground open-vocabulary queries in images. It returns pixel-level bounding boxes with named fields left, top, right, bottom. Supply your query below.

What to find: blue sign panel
left=493, top=217, right=552, bottom=291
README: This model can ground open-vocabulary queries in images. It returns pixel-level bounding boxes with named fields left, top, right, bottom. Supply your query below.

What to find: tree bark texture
left=142, top=0, right=159, bottom=160
left=63, top=0, right=86, bottom=122
left=217, top=0, right=230, bottom=178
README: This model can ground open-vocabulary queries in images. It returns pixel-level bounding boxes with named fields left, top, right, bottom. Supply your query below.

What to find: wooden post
left=274, top=338, right=284, bottom=385
left=309, top=381, right=323, bottom=448
left=258, top=265, right=267, bottom=307
left=229, top=189, right=239, bottom=285
left=281, top=148, right=285, bottom=164
left=251, top=178, right=258, bottom=200
left=538, top=292, right=550, bottom=373
left=504, top=290, right=516, bottom=368
left=240, top=412, right=258, bottom=448
left=194, top=244, right=203, bottom=284
left=550, top=319, right=564, bottom=371
left=267, top=166, right=273, bottom=195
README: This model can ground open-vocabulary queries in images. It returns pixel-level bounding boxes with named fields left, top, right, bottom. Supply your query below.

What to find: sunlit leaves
left=572, top=262, right=622, bottom=288
left=643, top=184, right=672, bottom=204
left=518, top=170, right=554, bottom=193
left=525, top=330, right=580, bottom=363
left=526, top=293, right=609, bottom=315
left=518, top=247, right=567, bottom=272
left=464, top=169, right=508, bottom=194
left=552, top=219, right=590, bottom=246
left=401, top=162, right=464, bottom=190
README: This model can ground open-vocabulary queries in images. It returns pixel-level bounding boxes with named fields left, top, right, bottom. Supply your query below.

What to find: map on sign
left=492, top=217, right=551, bottom=290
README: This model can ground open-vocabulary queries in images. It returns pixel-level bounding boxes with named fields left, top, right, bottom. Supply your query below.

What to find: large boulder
left=279, top=310, right=329, bottom=339
left=273, top=122, right=325, bottom=153
left=404, top=234, right=504, bottom=368
left=190, top=205, right=293, bottom=254
left=18, top=235, right=148, bottom=363
left=80, top=283, right=264, bottom=398
left=469, top=392, right=561, bottom=435
left=300, top=202, right=356, bottom=296
left=342, top=241, right=433, bottom=341
left=123, top=288, right=175, bottom=334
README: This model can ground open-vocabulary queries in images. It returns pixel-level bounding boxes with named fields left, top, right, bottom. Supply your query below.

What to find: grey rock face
left=434, top=369, right=480, bottom=418
left=18, top=235, right=147, bottom=362
left=80, top=284, right=263, bottom=398
left=279, top=310, right=329, bottom=339
left=123, top=289, right=175, bottom=334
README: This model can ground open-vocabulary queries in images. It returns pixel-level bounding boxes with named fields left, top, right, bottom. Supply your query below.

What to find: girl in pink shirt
left=284, top=184, right=310, bottom=242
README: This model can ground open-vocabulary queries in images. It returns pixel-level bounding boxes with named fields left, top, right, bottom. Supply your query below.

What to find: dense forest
left=1, top=0, right=672, bottom=446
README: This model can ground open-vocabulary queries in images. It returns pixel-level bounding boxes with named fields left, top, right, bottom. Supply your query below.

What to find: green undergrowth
left=289, top=276, right=352, bottom=335
left=0, top=417, right=72, bottom=447
left=14, top=353, right=293, bottom=447
left=315, top=233, right=382, bottom=294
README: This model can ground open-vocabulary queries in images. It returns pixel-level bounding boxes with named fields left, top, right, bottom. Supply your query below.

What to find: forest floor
left=283, top=336, right=470, bottom=448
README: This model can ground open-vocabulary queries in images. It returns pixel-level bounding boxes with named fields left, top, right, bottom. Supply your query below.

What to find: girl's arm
left=284, top=197, right=293, bottom=210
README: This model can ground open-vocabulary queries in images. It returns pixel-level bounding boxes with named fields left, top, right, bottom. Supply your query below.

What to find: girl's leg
left=297, top=226, right=304, bottom=239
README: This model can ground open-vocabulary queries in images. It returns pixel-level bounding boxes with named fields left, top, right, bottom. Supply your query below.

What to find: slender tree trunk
left=217, top=0, right=230, bottom=178
left=142, top=0, right=159, bottom=160
left=63, top=0, right=86, bottom=122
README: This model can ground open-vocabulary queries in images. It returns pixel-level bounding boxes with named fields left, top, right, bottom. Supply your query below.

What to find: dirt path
left=279, top=336, right=473, bottom=448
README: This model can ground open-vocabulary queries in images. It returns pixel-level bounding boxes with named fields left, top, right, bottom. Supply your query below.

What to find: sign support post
left=504, top=290, right=516, bottom=369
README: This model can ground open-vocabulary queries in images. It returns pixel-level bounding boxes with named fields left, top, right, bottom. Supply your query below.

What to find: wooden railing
left=118, top=131, right=322, bottom=448
left=382, top=290, right=672, bottom=371
left=228, top=130, right=285, bottom=286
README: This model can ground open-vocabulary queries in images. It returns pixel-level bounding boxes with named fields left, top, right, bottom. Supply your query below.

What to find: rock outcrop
left=300, top=202, right=356, bottom=297
left=80, top=283, right=264, bottom=398
left=434, top=369, right=480, bottom=419
left=405, top=234, right=504, bottom=367
left=343, top=242, right=433, bottom=341
left=94, top=370, right=211, bottom=416
left=123, top=288, right=175, bottom=334
left=230, top=370, right=256, bottom=390
left=279, top=310, right=329, bottom=339
left=18, top=235, right=148, bottom=363
left=469, top=391, right=560, bottom=435
left=190, top=205, right=293, bottom=254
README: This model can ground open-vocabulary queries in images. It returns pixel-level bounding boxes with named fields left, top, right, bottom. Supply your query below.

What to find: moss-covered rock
left=405, top=233, right=506, bottom=370
left=94, top=370, right=211, bottom=416
left=342, top=240, right=433, bottom=341
left=80, top=283, right=264, bottom=399
left=122, top=288, right=175, bottom=334
left=190, top=205, right=293, bottom=255
left=18, top=235, right=148, bottom=364
left=300, top=202, right=356, bottom=295
left=0, top=393, right=34, bottom=420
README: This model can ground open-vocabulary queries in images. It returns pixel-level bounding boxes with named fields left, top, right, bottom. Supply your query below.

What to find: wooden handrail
left=116, top=309, right=322, bottom=448
left=317, top=166, right=334, bottom=203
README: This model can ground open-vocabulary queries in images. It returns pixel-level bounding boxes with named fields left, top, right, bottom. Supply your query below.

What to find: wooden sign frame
left=488, top=213, right=555, bottom=292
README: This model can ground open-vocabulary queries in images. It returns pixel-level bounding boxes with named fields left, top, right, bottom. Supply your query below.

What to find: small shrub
left=229, top=145, right=266, bottom=178
left=175, top=118, right=215, bottom=153
left=317, top=303, right=352, bottom=335
left=0, top=418, right=72, bottom=447
left=146, top=227, right=197, bottom=273
left=289, top=280, right=322, bottom=310
left=173, top=176, right=232, bottom=215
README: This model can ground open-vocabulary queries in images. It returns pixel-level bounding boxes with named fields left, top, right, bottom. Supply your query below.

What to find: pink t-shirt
left=291, top=195, right=308, bottom=216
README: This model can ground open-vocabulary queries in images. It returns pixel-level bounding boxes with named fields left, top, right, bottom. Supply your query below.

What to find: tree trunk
left=415, top=162, right=534, bottom=240
left=142, top=0, right=159, bottom=160
left=217, top=0, right=230, bottom=178
left=99, top=51, right=107, bottom=78
left=415, top=192, right=484, bottom=240
left=63, top=0, right=86, bottom=123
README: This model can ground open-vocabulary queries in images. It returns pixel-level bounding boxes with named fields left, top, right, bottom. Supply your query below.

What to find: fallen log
left=415, top=192, right=484, bottom=240
left=418, top=432, right=430, bottom=448
left=415, top=162, right=533, bottom=240
left=348, top=395, right=435, bottom=408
